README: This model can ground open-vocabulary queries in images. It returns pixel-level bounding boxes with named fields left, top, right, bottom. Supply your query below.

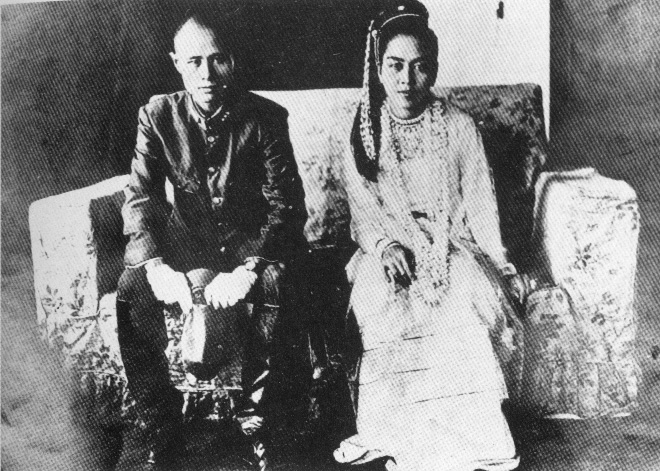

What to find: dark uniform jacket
left=122, top=89, right=307, bottom=270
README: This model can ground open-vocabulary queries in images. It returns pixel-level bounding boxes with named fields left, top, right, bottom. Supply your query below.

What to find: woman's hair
left=377, top=18, right=439, bottom=77
left=351, top=1, right=439, bottom=182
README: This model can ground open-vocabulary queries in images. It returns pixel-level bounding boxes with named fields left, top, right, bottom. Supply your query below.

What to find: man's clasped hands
left=144, top=259, right=258, bottom=313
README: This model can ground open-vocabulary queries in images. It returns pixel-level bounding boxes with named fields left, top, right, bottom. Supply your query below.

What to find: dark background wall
left=2, top=0, right=660, bottom=468
left=549, top=0, right=660, bottom=365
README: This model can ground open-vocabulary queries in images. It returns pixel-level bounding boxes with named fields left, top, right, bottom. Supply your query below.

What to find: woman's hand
left=382, top=244, right=414, bottom=287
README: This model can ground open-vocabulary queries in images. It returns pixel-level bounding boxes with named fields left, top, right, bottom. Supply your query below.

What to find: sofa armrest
left=531, top=168, right=639, bottom=290
left=525, top=169, right=640, bottom=417
left=29, top=175, right=129, bottom=350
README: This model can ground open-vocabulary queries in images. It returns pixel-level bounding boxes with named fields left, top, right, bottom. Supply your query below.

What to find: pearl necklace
left=381, top=99, right=452, bottom=303
left=386, top=99, right=449, bottom=163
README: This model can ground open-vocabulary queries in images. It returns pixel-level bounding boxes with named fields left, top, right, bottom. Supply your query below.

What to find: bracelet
left=143, top=257, right=164, bottom=272
left=381, top=242, right=401, bottom=255
left=500, top=263, right=518, bottom=278
left=242, top=256, right=273, bottom=274
left=376, top=238, right=401, bottom=260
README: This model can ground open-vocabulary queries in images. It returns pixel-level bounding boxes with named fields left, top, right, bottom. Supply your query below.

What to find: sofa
left=29, top=84, right=639, bottom=428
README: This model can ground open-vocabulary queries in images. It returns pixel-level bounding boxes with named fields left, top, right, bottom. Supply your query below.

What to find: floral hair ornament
left=351, top=0, right=431, bottom=181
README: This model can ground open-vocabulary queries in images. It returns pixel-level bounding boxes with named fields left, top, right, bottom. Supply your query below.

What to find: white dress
left=335, top=100, right=522, bottom=471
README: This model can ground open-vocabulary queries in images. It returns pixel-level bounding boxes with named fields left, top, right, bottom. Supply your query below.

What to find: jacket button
left=208, top=166, right=217, bottom=173
left=207, top=136, right=216, bottom=143
left=212, top=196, right=223, bottom=205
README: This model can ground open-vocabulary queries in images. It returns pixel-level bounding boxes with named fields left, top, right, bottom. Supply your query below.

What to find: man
left=116, top=10, right=307, bottom=470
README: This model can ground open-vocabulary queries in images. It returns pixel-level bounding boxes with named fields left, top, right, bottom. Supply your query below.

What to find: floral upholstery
left=520, top=169, right=640, bottom=418
left=29, top=85, right=638, bottom=424
left=29, top=177, right=134, bottom=426
left=440, top=84, right=548, bottom=271
left=29, top=177, right=236, bottom=425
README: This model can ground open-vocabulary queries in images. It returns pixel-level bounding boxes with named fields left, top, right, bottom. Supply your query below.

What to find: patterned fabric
left=379, top=100, right=452, bottom=304
left=521, top=170, right=640, bottom=418
left=29, top=176, right=128, bottom=372
left=255, top=89, right=360, bottom=247
left=29, top=177, right=238, bottom=425
left=337, top=91, right=523, bottom=470
left=439, top=84, right=548, bottom=272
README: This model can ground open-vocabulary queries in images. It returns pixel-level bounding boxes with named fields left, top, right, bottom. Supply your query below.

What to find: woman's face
left=379, top=34, right=435, bottom=119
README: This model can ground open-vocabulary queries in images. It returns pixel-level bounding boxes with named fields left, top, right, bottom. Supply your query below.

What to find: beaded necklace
left=380, top=99, right=452, bottom=305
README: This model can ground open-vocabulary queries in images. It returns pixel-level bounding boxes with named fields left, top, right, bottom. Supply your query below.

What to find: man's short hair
left=171, top=7, right=236, bottom=54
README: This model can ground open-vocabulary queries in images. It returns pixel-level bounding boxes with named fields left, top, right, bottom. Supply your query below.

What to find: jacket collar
left=186, top=93, right=227, bottom=131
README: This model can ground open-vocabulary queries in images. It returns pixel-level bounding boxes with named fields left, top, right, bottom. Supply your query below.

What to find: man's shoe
left=234, top=409, right=270, bottom=470
left=251, top=439, right=270, bottom=471
left=143, top=437, right=188, bottom=470
left=144, top=449, right=187, bottom=470
left=145, top=450, right=164, bottom=470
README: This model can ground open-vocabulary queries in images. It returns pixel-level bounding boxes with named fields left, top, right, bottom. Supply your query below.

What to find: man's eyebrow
left=384, top=55, right=427, bottom=63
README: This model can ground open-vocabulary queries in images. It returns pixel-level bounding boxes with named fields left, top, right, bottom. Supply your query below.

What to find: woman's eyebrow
left=384, top=55, right=427, bottom=63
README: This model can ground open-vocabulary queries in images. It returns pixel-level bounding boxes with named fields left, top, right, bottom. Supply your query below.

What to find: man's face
left=170, top=20, right=234, bottom=113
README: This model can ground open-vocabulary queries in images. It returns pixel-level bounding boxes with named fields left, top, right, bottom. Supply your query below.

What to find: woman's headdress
left=351, top=0, right=431, bottom=181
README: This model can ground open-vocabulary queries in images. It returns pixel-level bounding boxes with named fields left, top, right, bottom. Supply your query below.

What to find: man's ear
left=169, top=52, right=181, bottom=73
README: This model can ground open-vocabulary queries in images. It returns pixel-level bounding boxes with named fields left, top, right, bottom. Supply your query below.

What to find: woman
left=335, top=2, right=526, bottom=470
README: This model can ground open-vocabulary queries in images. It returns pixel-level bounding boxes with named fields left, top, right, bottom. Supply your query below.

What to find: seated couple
left=117, top=2, right=528, bottom=470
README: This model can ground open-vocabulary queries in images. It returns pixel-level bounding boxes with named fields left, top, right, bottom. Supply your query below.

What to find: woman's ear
left=430, top=61, right=439, bottom=87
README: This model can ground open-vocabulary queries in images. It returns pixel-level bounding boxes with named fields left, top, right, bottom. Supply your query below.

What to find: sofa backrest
left=30, top=84, right=549, bottom=310
left=258, top=83, right=547, bottom=270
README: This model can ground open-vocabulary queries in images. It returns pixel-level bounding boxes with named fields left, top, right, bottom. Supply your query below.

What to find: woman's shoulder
left=435, top=98, right=477, bottom=131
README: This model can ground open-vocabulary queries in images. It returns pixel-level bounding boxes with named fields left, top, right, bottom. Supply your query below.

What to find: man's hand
left=382, top=244, right=414, bottom=287
left=204, top=265, right=258, bottom=310
left=505, top=274, right=529, bottom=305
left=145, top=261, right=193, bottom=312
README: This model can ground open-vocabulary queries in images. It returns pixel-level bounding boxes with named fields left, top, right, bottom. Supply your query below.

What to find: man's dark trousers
left=116, top=246, right=299, bottom=452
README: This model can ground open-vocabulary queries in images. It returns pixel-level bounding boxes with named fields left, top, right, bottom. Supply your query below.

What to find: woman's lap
left=343, top=247, right=519, bottom=469
left=350, top=247, right=508, bottom=346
